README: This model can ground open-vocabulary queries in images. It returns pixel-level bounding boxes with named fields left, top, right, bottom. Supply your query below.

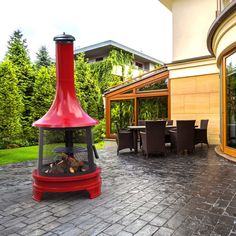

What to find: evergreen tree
left=5, top=30, right=34, bottom=96
left=30, top=65, right=56, bottom=141
left=5, top=30, right=36, bottom=142
left=5, top=29, right=30, bottom=65
left=35, top=46, right=52, bottom=68
left=0, top=60, right=23, bottom=147
left=31, top=65, right=56, bottom=121
left=74, top=53, right=103, bottom=119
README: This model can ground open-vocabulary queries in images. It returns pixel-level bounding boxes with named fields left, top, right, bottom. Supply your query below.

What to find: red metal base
left=32, top=167, right=101, bottom=202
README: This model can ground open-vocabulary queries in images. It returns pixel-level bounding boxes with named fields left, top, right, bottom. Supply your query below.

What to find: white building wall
left=172, top=0, right=217, bottom=61
left=149, top=63, right=155, bottom=71
left=112, top=65, right=150, bottom=79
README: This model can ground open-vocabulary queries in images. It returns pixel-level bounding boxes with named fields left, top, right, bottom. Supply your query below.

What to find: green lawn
left=0, top=146, right=38, bottom=165
left=0, top=142, right=104, bottom=165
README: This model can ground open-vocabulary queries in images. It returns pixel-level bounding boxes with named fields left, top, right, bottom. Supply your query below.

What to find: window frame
left=222, top=48, right=236, bottom=156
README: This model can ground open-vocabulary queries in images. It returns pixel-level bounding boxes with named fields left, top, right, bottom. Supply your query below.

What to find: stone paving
left=0, top=141, right=236, bottom=236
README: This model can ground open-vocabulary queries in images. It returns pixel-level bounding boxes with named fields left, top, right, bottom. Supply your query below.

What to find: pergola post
left=134, top=96, right=138, bottom=125
left=168, top=79, right=171, bottom=120
left=105, top=98, right=111, bottom=138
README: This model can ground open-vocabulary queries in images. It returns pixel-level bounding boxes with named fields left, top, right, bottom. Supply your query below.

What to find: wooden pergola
left=104, top=67, right=170, bottom=138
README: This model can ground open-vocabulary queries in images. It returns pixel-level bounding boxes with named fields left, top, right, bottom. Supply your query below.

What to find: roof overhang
left=74, top=40, right=163, bottom=65
left=207, top=1, right=236, bottom=56
left=159, top=0, right=172, bottom=11
left=104, top=67, right=169, bottom=97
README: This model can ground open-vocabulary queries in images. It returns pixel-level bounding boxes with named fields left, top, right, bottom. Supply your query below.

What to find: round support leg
left=32, top=186, right=43, bottom=202
left=88, top=184, right=101, bottom=199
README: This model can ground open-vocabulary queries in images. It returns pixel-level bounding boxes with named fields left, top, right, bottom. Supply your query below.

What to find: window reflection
left=138, top=96, right=168, bottom=121
left=226, top=51, right=236, bottom=148
left=110, top=99, right=134, bottom=133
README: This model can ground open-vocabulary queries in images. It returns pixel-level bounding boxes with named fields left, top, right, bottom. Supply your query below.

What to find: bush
left=92, top=119, right=105, bottom=143
left=0, top=137, right=31, bottom=149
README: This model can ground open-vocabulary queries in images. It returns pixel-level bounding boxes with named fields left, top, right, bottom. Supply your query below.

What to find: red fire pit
left=32, top=33, right=101, bottom=201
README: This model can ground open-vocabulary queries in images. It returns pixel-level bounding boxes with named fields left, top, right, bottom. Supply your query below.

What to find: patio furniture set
left=116, top=119, right=209, bottom=157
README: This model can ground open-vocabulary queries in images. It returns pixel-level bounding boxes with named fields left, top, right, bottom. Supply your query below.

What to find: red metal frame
left=32, top=166, right=101, bottom=201
left=32, top=34, right=102, bottom=202
left=32, top=34, right=98, bottom=128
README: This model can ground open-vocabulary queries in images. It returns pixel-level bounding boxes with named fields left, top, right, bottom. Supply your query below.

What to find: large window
left=138, top=96, right=168, bottom=120
left=104, top=69, right=169, bottom=138
left=110, top=99, right=134, bottom=134
left=225, top=51, right=236, bottom=148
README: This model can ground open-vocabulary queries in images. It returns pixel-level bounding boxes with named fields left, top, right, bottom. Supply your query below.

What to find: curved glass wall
left=224, top=51, right=236, bottom=150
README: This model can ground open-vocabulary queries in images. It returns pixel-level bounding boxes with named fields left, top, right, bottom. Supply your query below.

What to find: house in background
left=160, top=0, right=236, bottom=159
left=74, top=40, right=163, bottom=79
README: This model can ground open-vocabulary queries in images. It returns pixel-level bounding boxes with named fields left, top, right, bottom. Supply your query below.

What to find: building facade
left=74, top=40, right=163, bottom=79
left=208, top=1, right=236, bottom=157
left=160, top=0, right=236, bottom=159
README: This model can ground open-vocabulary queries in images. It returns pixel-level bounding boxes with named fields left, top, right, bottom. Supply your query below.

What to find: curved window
left=223, top=50, right=236, bottom=153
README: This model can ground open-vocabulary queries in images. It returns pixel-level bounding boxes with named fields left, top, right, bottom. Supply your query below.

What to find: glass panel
left=41, top=128, right=90, bottom=176
left=110, top=99, right=134, bottom=133
left=138, top=79, right=168, bottom=91
left=138, top=96, right=168, bottom=120
left=226, top=51, right=236, bottom=148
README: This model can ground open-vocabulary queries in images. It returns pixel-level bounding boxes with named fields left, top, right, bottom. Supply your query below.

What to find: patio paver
left=0, top=141, right=236, bottom=236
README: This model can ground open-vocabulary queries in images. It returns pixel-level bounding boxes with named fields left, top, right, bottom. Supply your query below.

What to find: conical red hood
left=32, top=33, right=98, bottom=128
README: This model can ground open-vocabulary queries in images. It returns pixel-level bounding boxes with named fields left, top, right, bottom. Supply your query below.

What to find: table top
left=127, top=125, right=145, bottom=129
left=127, top=125, right=176, bottom=130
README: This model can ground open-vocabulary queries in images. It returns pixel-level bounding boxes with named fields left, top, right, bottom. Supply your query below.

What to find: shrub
left=92, top=119, right=105, bottom=143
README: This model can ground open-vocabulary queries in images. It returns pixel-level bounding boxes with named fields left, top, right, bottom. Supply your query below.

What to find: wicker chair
left=138, top=120, right=146, bottom=126
left=138, top=120, right=146, bottom=148
left=140, top=120, right=166, bottom=157
left=115, top=122, right=134, bottom=155
left=166, top=120, right=173, bottom=125
left=169, top=120, right=195, bottom=155
left=165, top=120, right=174, bottom=143
left=194, top=119, right=209, bottom=147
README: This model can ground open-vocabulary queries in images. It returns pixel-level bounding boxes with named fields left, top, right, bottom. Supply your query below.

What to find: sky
left=0, top=0, right=172, bottom=63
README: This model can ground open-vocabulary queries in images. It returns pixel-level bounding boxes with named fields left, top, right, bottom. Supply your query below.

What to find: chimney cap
left=53, top=33, right=75, bottom=42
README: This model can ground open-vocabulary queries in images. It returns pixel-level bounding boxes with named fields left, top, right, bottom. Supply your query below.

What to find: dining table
left=127, top=125, right=145, bottom=153
left=127, top=125, right=176, bottom=153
